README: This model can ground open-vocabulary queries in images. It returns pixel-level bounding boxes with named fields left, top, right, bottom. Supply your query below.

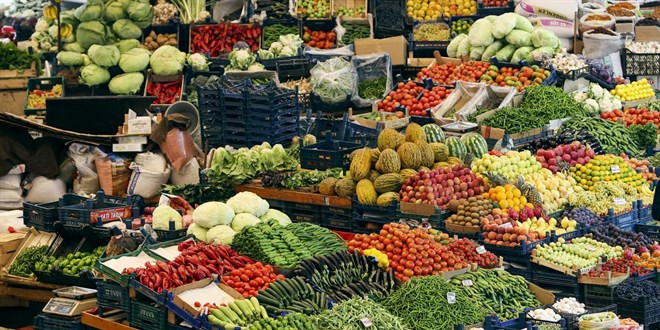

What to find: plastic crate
left=129, top=274, right=170, bottom=305
left=477, top=0, right=514, bottom=15
left=57, top=192, right=134, bottom=229
left=636, top=223, right=660, bottom=241
left=34, top=313, right=85, bottom=330
left=584, top=73, right=615, bottom=91
left=276, top=58, right=316, bottom=81
left=24, top=194, right=89, bottom=231
left=321, top=206, right=353, bottom=231
left=311, top=93, right=353, bottom=114
left=584, top=284, right=616, bottom=307
left=616, top=296, right=660, bottom=329
left=408, top=31, right=449, bottom=54
left=265, top=199, right=288, bottom=211
left=96, top=280, right=131, bottom=315
left=370, top=0, right=406, bottom=38
left=131, top=300, right=169, bottom=330
left=531, top=266, right=581, bottom=299
left=261, top=19, right=301, bottom=50
left=287, top=203, right=322, bottom=224
left=315, top=116, right=348, bottom=140
left=484, top=313, right=529, bottom=330
left=559, top=65, right=590, bottom=81
left=24, top=77, right=65, bottom=116
left=352, top=196, right=397, bottom=225
left=300, top=135, right=362, bottom=170
left=409, top=115, right=435, bottom=125
left=558, top=305, right=617, bottom=330
left=638, top=203, right=652, bottom=223
left=481, top=236, right=548, bottom=256
left=526, top=307, right=568, bottom=330
left=606, top=204, right=638, bottom=228
left=344, top=117, right=382, bottom=148
left=621, top=49, right=660, bottom=76
left=503, top=253, right=534, bottom=280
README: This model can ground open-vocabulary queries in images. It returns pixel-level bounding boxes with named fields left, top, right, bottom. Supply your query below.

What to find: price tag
left=360, top=317, right=373, bottom=328
left=447, top=292, right=456, bottom=304
left=462, top=279, right=473, bottom=286
left=476, top=246, right=487, bottom=254
left=585, top=246, right=596, bottom=252
left=499, top=222, right=513, bottom=229
left=611, top=165, right=620, bottom=174
left=613, top=197, right=626, bottom=205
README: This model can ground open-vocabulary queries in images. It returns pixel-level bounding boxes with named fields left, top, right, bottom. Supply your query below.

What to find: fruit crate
left=525, top=307, right=568, bottom=330
left=34, top=313, right=85, bottom=330
left=616, top=296, right=660, bottom=329
left=321, top=206, right=353, bottom=231
left=300, top=135, right=362, bottom=170
left=481, top=236, right=549, bottom=256
left=635, top=223, right=660, bottom=241
left=314, top=115, right=348, bottom=140
left=531, top=266, right=582, bottom=300
left=558, top=305, right=617, bottom=330
left=153, top=219, right=188, bottom=242
left=638, top=202, right=652, bottom=223
left=606, top=203, right=638, bottom=229
left=370, top=0, right=406, bottom=38
left=96, top=280, right=131, bottom=316
left=57, top=191, right=134, bottom=229
left=286, top=202, right=322, bottom=224
left=276, top=58, right=316, bottom=81
left=583, top=284, right=616, bottom=307
left=503, top=253, right=533, bottom=280
left=352, top=197, right=398, bottom=233
left=408, top=30, right=449, bottom=54
left=620, top=49, right=660, bottom=76
left=24, top=76, right=65, bottom=116
left=449, top=15, right=481, bottom=38
left=130, top=299, right=169, bottom=330
left=477, top=0, right=515, bottom=15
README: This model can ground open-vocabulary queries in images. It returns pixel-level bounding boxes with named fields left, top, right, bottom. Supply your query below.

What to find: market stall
left=0, top=0, right=660, bottom=329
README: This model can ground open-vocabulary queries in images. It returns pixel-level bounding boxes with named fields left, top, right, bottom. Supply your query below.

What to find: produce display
left=25, top=84, right=63, bottom=110
left=416, top=61, right=491, bottom=85
left=357, top=77, right=388, bottom=100
left=534, top=239, right=622, bottom=272
left=451, top=18, right=474, bottom=36
left=560, top=207, right=604, bottom=228
left=590, top=224, right=654, bottom=252
left=190, top=24, right=261, bottom=57
left=573, top=83, right=622, bottom=114
left=35, top=246, right=105, bottom=276
left=587, top=257, right=652, bottom=277
left=142, top=31, right=177, bottom=51
left=312, top=297, right=408, bottom=330
left=570, top=155, right=645, bottom=190
left=302, top=26, right=336, bottom=49
left=336, top=6, right=366, bottom=17
left=569, top=181, right=653, bottom=215
left=451, top=269, right=542, bottom=320
left=445, top=195, right=493, bottom=230
left=377, top=80, right=451, bottom=116
left=399, top=165, right=485, bottom=208
left=611, top=80, right=656, bottom=102
left=206, top=297, right=271, bottom=328
left=297, top=0, right=330, bottom=18
left=446, top=237, right=500, bottom=268
left=615, top=277, right=660, bottom=304
left=7, top=245, right=48, bottom=278
left=562, top=118, right=642, bottom=156
left=207, top=143, right=299, bottom=184
left=473, top=150, right=543, bottom=182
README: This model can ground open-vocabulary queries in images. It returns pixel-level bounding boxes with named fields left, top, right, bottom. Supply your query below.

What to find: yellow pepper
left=363, top=248, right=390, bottom=269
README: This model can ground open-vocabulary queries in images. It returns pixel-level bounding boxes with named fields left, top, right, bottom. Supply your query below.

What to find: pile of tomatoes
left=376, top=81, right=451, bottom=117
left=221, top=262, right=285, bottom=298
left=347, top=223, right=467, bottom=282
left=601, top=108, right=660, bottom=128
left=482, top=0, right=510, bottom=7
left=446, top=237, right=499, bottom=269
left=416, top=61, right=490, bottom=86
left=479, top=65, right=550, bottom=92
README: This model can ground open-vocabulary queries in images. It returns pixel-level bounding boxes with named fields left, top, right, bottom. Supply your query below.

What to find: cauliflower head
left=153, top=205, right=183, bottom=230
left=259, top=209, right=292, bottom=227
left=206, top=225, right=236, bottom=245
left=192, top=202, right=235, bottom=228
left=227, top=192, right=269, bottom=217
left=186, top=223, right=208, bottom=242
left=231, top=213, right=261, bottom=232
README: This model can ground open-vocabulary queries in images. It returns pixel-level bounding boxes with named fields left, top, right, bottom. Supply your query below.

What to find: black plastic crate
left=584, top=284, right=615, bottom=307
left=24, top=77, right=65, bottom=116
left=559, top=65, right=590, bottom=81
left=371, top=0, right=406, bottom=37
left=57, top=192, right=134, bottom=229
left=249, top=131, right=298, bottom=147
left=265, top=199, right=288, bottom=211
left=96, top=280, right=131, bottom=315
left=24, top=194, right=90, bottom=231
left=154, top=224, right=188, bottom=242
left=559, top=305, right=617, bottom=330
left=130, top=300, right=169, bottom=330
left=352, top=196, right=397, bottom=224
left=503, top=254, right=533, bottom=280
left=617, top=296, right=660, bottom=329
left=34, top=313, right=85, bottom=330
left=636, top=223, right=660, bottom=241
left=315, top=116, right=347, bottom=140
left=311, top=93, right=353, bottom=114
left=300, top=135, right=362, bottom=170
left=276, top=58, right=316, bottom=81
left=301, top=19, right=337, bottom=49
left=343, top=117, right=381, bottom=148
left=480, top=237, right=548, bottom=256
left=287, top=203, right=321, bottom=224
left=621, top=49, right=660, bottom=76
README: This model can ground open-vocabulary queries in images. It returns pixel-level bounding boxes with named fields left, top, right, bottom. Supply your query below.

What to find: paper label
left=476, top=246, right=486, bottom=254
left=360, top=317, right=373, bottom=327
left=611, top=165, right=620, bottom=174
left=499, top=222, right=513, bottom=229
left=613, top=197, right=626, bottom=205
left=462, top=279, right=473, bottom=286
left=447, top=292, right=456, bottom=304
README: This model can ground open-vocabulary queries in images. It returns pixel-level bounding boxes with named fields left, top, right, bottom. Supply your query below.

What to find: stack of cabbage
left=187, top=192, right=292, bottom=245
left=447, top=13, right=561, bottom=64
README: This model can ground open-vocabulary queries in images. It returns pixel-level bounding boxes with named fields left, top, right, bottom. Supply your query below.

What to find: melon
left=461, top=132, right=488, bottom=158
left=319, top=177, right=339, bottom=196
left=349, top=148, right=372, bottom=181
left=373, top=173, right=403, bottom=193
left=397, top=142, right=422, bottom=169
left=356, top=179, right=378, bottom=205
left=377, top=128, right=399, bottom=151
left=335, top=178, right=357, bottom=197
left=376, top=192, right=400, bottom=207
left=414, top=141, right=434, bottom=167
left=375, top=149, right=401, bottom=174
left=405, top=123, right=426, bottom=143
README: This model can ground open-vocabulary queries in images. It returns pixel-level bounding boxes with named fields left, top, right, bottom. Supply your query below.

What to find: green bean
left=358, top=76, right=387, bottom=100
left=263, top=24, right=300, bottom=48
left=381, top=276, right=487, bottom=330
left=562, top=117, right=641, bottom=156
left=341, top=23, right=371, bottom=45
left=312, top=297, right=410, bottom=330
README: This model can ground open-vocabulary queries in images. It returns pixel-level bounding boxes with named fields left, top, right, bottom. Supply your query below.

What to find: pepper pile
left=146, top=79, right=182, bottom=105
left=26, top=84, right=63, bottom=109
left=587, top=257, right=651, bottom=277
left=190, top=24, right=261, bottom=57
left=357, top=76, right=387, bottom=100
left=124, top=241, right=254, bottom=293
left=340, top=23, right=370, bottom=45
left=7, top=245, right=49, bottom=278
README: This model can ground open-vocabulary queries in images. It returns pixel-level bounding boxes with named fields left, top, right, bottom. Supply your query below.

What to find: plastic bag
left=303, top=44, right=355, bottom=58
left=68, top=143, right=104, bottom=195
left=0, top=174, right=21, bottom=190
left=578, top=312, right=619, bottom=330
left=351, top=53, right=392, bottom=108
left=25, top=177, right=65, bottom=203
left=212, top=0, right=247, bottom=23
left=583, top=29, right=623, bottom=59
left=310, top=57, right=356, bottom=104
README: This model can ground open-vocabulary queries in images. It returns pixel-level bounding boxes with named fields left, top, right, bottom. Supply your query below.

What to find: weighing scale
left=43, top=286, right=98, bottom=317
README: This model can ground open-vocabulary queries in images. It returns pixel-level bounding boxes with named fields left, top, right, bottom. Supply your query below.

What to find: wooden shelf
left=235, top=183, right=352, bottom=208
left=0, top=276, right=62, bottom=303
left=81, top=311, right=136, bottom=330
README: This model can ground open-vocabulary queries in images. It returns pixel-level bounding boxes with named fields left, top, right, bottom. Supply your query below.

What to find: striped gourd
left=423, top=124, right=446, bottom=143
left=461, top=132, right=488, bottom=158
left=445, top=137, right=467, bottom=160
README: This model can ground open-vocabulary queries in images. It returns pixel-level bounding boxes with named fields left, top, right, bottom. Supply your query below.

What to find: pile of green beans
left=482, top=86, right=586, bottom=133
left=562, top=117, right=641, bottom=156
left=263, top=24, right=300, bottom=48
left=312, top=297, right=410, bottom=330
left=341, top=23, right=370, bottom=45
left=358, top=76, right=387, bottom=100
left=381, top=276, right=487, bottom=330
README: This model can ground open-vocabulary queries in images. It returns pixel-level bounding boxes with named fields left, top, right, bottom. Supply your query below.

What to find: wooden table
left=0, top=275, right=62, bottom=303
left=235, top=183, right=352, bottom=208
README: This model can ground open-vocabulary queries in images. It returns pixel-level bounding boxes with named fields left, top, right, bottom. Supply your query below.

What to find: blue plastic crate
left=484, top=313, right=530, bottom=330
left=616, top=296, right=660, bottom=329
left=636, top=223, right=660, bottom=242
left=129, top=275, right=169, bottom=305
left=344, top=119, right=381, bottom=148
left=477, top=0, right=515, bottom=16
left=57, top=192, right=134, bottom=229
left=130, top=300, right=169, bottom=330
left=481, top=237, right=549, bottom=256
left=300, top=135, right=362, bottom=170
left=638, top=204, right=653, bottom=223
left=606, top=203, right=638, bottom=228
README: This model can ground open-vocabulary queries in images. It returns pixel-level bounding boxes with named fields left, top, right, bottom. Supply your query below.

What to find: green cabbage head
left=150, top=45, right=186, bottom=75
left=80, top=64, right=111, bottom=86
left=119, top=48, right=150, bottom=72
left=104, top=1, right=126, bottom=22
left=113, top=19, right=142, bottom=39
left=74, top=3, right=104, bottom=22
left=57, top=51, right=86, bottom=66
left=127, top=2, right=153, bottom=28
left=88, top=45, right=120, bottom=67
left=116, top=39, right=141, bottom=54
left=63, top=42, right=86, bottom=53
left=76, top=21, right=106, bottom=49
left=109, top=72, right=145, bottom=95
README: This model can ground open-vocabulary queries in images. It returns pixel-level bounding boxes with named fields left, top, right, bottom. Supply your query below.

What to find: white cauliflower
left=589, top=83, right=604, bottom=99
left=612, top=98, right=622, bottom=110
left=598, top=98, right=613, bottom=112
left=584, top=99, right=599, bottom=113
left=574, top=92, right=588, bottom=102
left=192, top=202, right=235, bottom=228
left=35, top=18, right=50, bottom=32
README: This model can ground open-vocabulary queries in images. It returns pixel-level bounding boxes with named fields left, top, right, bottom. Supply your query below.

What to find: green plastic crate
left=130, top=300, right=168, bottom=330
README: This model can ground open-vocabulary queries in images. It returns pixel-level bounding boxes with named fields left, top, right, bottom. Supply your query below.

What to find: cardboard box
left=528, top=282, right=555, bottom=305
left=127, top=117, right=152, bottom=135
left=169, top=278, right=243, bottom=322
left=354, top=36, right=407, bottom=66
left=407, top=57, right=435, bottom=67
left=635, top=26, right=660, bottom=42
left=117, top=136, right=148, bottom=144
left=353, top=107, right=410, bottom=129
left=480, top=125, right=544, bottom=141
left=113, top=143, right=146, bottom=152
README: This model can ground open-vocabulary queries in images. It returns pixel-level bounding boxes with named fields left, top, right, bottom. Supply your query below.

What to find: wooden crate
left=0, top=61, right=38, bottom=115
left=333, top=0, right=369, bottom=18
left=1, top=228, right=57, bottom=281
left=0, top=232, right=27, bottom=268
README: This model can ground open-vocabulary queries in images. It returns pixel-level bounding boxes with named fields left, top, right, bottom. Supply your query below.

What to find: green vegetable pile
left=340, top=23, right=370, bottom=46
left=207, top=142, right=299, bottom=184
left=312, top=297, right=410, bottom=330
left=382, top=276, right=487, bottom=330
left=161, top=183, right=235, bottom=205
left=450, top=269, right=543, bottom=321
left=262, top=168, right=343, bottom=190
left=34, top=246, right=105, bottom=277
left=482, top=86, right=586, bottom=133
left=358, top=77, right=387, bottom=100
left=8, top=245, right=49, bottom=278
left=643, top=99, right=660, bottom=111
left=628, top=123, right=658, bottom=150
left=0, top=43, right=41, bottom=73
left=263, top=24, right=300, bottom=48
left=562, top=117, right=641, bottom=156
left=249, top=312, right=315, bottom=329
left=231, top=219, right=346, bottom=269
left=646, top=153, right=660, bottom=167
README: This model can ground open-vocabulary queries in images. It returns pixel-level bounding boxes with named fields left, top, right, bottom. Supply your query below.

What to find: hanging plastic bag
left=68, top=143, right=104, bottom=195
left=310, top=57, right=356, bottom=104
left=351, top=53, right=392, bottom=108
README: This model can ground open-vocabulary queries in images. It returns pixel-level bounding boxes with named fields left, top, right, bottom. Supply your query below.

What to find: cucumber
left=228, top=302, right=245, bottom=321
left=211, top=308, right=230, bottom=322
left=220, top=307, right=240, bottom=324
left=207, top=314, right=223, bottom=326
